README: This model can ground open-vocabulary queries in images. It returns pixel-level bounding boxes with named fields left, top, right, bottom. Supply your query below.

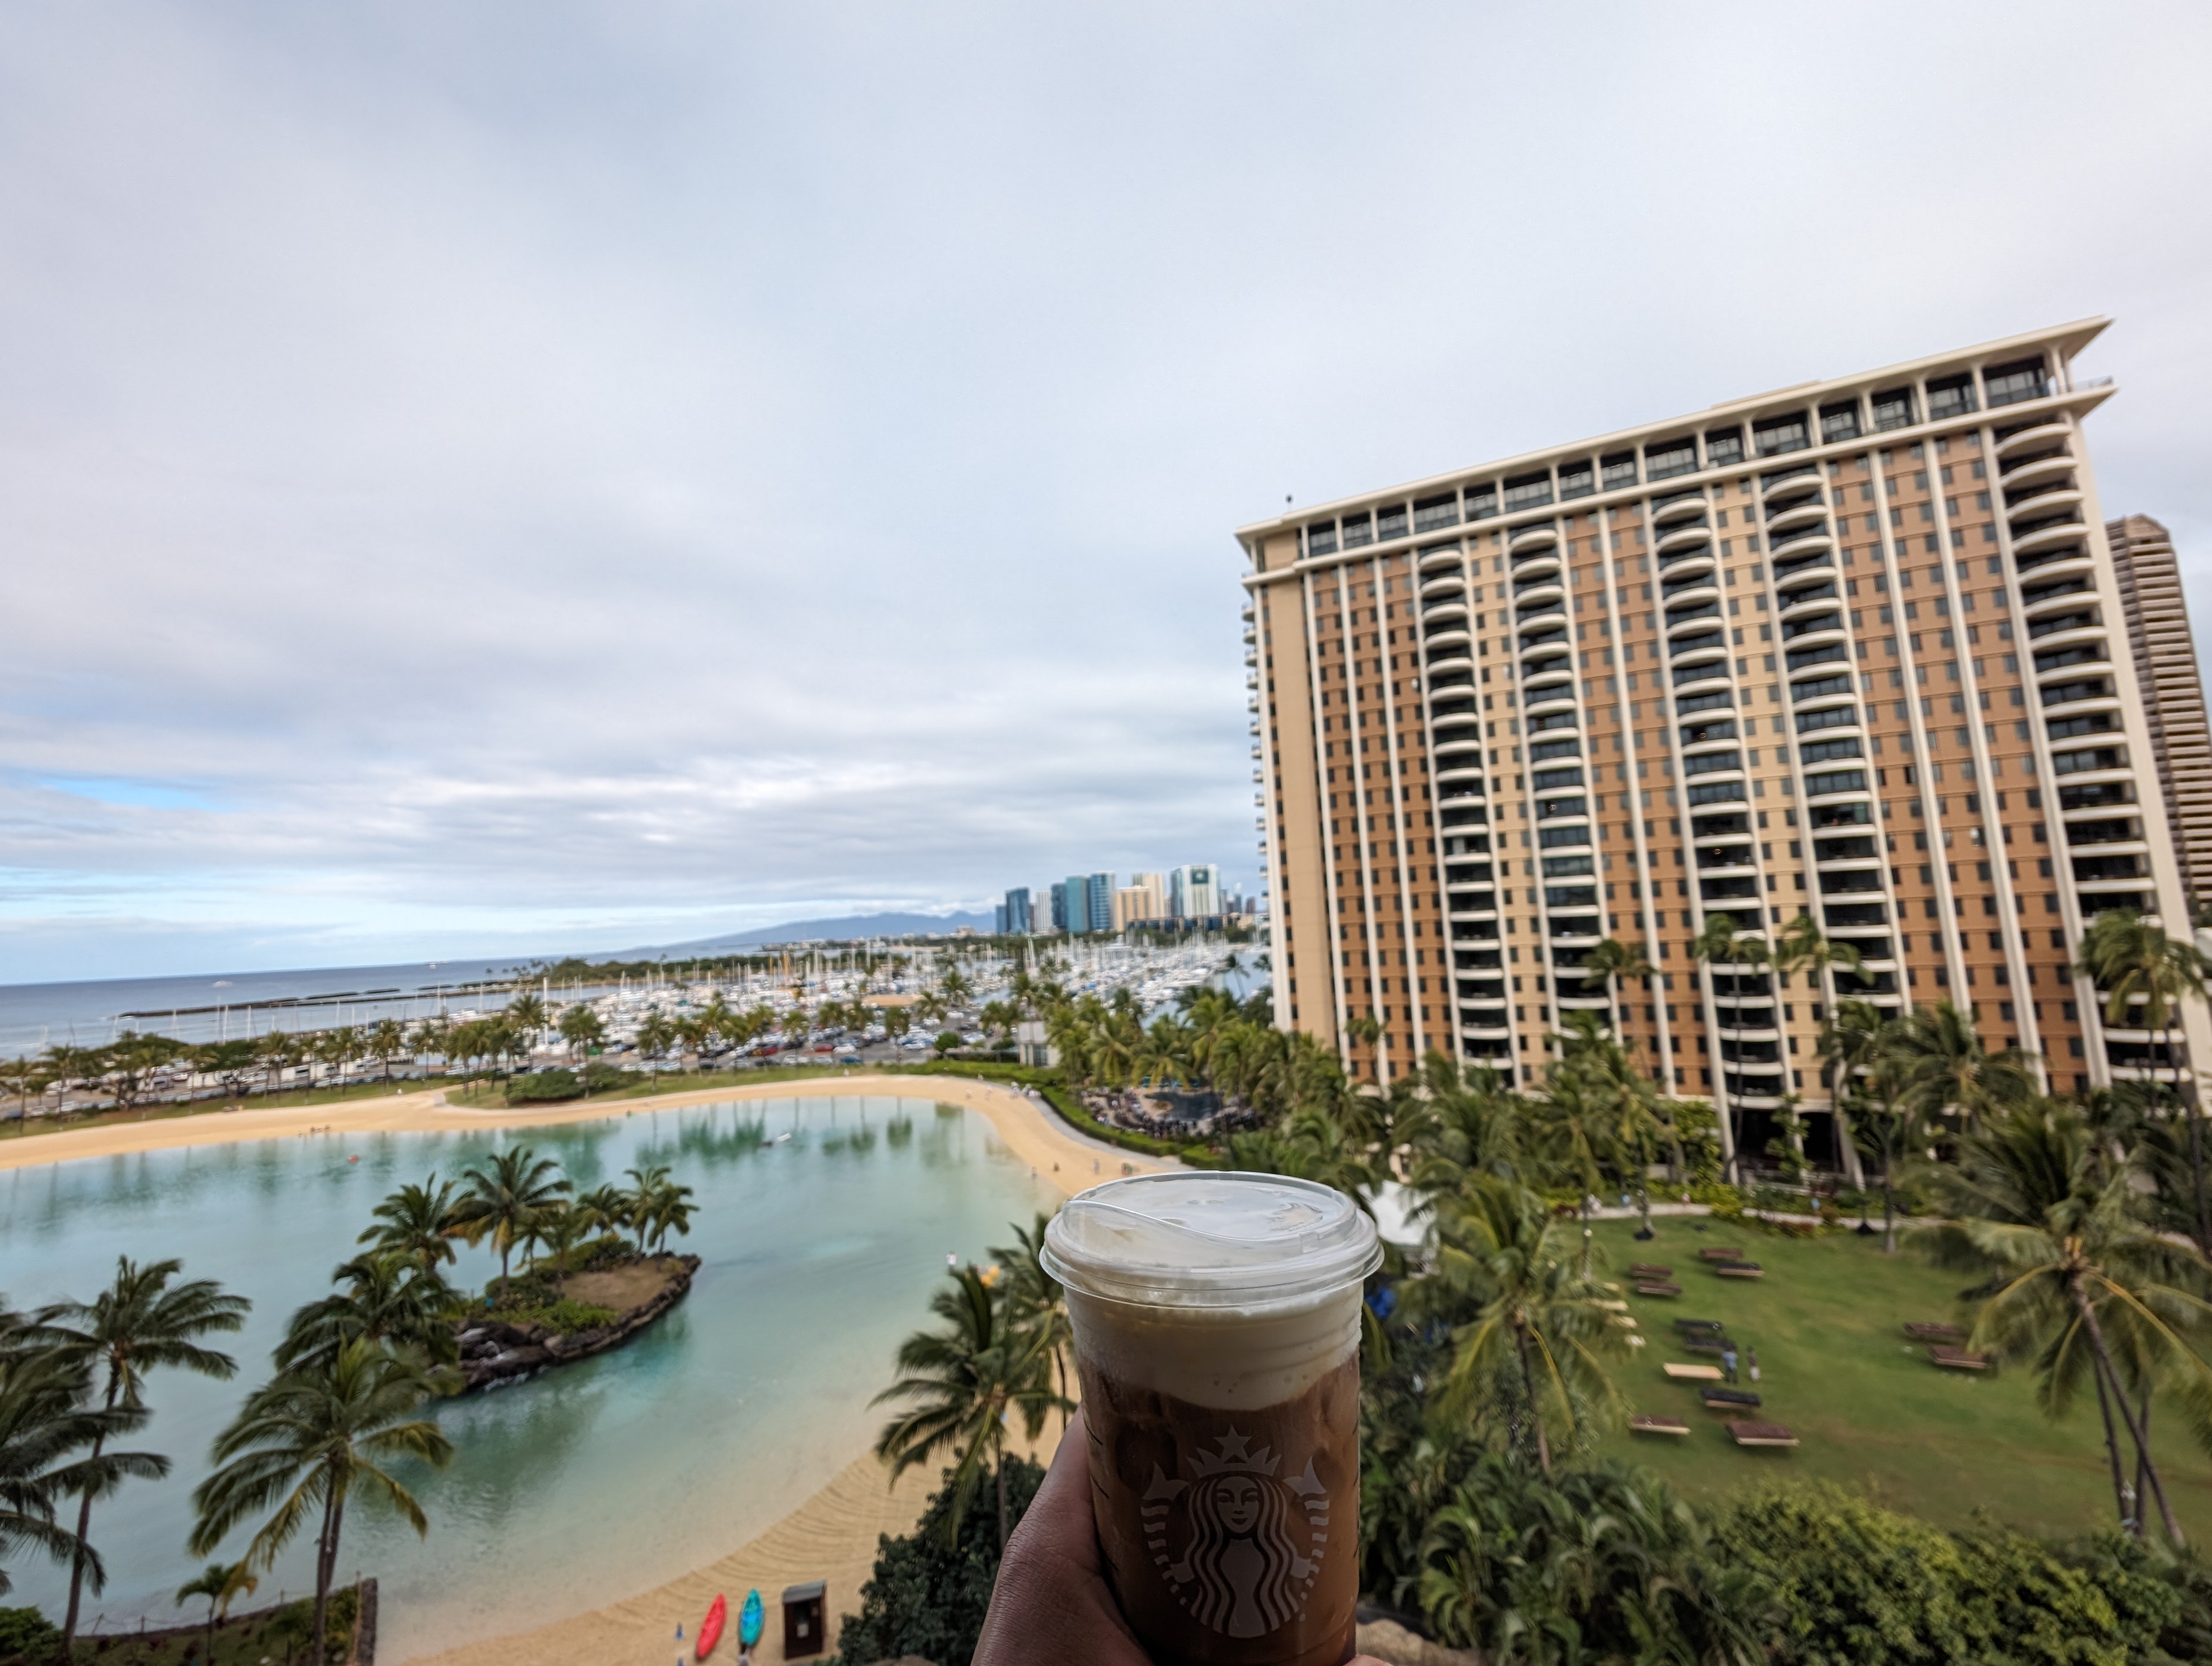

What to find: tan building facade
left=2106, top=514, right=2212, bottom=914
left=1239, top=319, right=2208, bottom=1174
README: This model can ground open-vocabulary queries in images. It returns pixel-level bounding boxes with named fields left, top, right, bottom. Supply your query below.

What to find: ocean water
left=0, top=1097, right=1052, bottom=1659
left=0, top=959, right=533, bottom=1055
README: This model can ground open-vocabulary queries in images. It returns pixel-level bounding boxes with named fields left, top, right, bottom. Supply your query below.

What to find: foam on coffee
left=1044, top=1173, right=1380, bottom=1411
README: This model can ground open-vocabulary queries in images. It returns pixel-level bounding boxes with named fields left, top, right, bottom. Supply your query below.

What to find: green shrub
left=505, top=1068, right=583, bottom=1103
left=0, top=1606, right=60, bottom=1665
left=581, top=1059, right=630, bottom=1093
left=830, top=1457, right=1045, bottom=1666
left=487, top=1296, right=618, bottom=1334
left=1712, top=1484, right=2174, bottom=1665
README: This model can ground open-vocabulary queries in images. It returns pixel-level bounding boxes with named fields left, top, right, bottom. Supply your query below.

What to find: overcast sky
left=2, top=2, right=2209, bottom=983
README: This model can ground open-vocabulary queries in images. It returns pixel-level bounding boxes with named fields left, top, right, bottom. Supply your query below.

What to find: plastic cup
left=1042, top=1172, right=1381, bottom=1666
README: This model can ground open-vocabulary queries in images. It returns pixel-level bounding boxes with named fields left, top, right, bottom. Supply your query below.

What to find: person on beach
left=975, top=1412, right=1386, bottom=1666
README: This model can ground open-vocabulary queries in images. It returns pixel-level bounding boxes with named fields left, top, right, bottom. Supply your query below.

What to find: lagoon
left=0, top=1097, right=1051, bottom=1659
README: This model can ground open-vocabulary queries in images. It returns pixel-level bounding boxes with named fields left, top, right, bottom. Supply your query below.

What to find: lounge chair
left=1928, top=1344, right=1993, bottom=1372
left=1904, top=1322, right=1966, bottom=1343
left=1662, top=1362, right=1725, bottom=1381
left=1697, top=1247, right=1746, bottom=1261
left=1684, top=1336, right=1729, bottom=1355
left=1673, top=1318, right=1725, bottom=1334
left=1630, top=1415, right=1691, bottom=1437
left=1714, top=1261, right=1765, bottom=1279
left=1727, top=1420, right=1799, bottom=1448
left=1700, top=1386, right=1761, bottom=1409
left=1635, top=1281, right=1682, bottom=1298
left=1628, top=1263, right=1673, bottom=1279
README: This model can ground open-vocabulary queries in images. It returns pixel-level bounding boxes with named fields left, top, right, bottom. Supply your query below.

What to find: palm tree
left=358, top=1178, right=462, bottom=1275
left=1577, top=937, right=1654, bottom=1044
left=1689, top=913, right=1752, bottom=1183
left=574, top=1183, right=631, bottom=1245
left=175, top=1560, right=255, bottom=1659
left=557, top=1005, right=605, bottom=1060
left=448, top=1147, right=571, bottom=1303
left=190, top=1339, right=456, bottom=1657
left=0, top=1058, right=48, bottom=1123
left=1405, top=1177, right=1627, bottom=1477
left=617, top=1165, right=671, bottom=1252
left=639, top=1174, right=697, bottom=1254
left=1530, top=1034, right=1617, bottom=1277
left=367, top=1019, right=408, bottom=1082
left=1917, top=1103, right=2212, bottom=1545
left=2, top=1355, right=166, bottom=1610
left=634, top=1013, right=677, bottom=1082
left=1818, top=1001, right=1913, bottom=1251
left=2076, top=908, right=2212, bottom=1255
left=276, top=1253, right=458, bottom=1373
left=1891, top=1001, right=2039, bottom=1137
left=988, top=1214, right=1072, bottom=1437
left=32, top=1258, right=249, bottom=1657
left=871, top=1266, right=1063, bottom=1549
left=535, top=1205, right=595, bottom=1291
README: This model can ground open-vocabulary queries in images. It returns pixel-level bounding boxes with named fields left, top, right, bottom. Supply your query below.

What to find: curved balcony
left=2001, top=450, right=2076, bottom=490
left=1671, top=658, right=1733, bottom=695
left=1424, top=648, right=1474, bottom=680
left=2020, top=574, right=2095, bottom=614
left=2027, top=620, right=2108, bottom=659
left=1420, top=569, right=1465, bottom=598
left=1509, top=521, right=1560, bottom=552
left=1656, top=520, right=1713, bottom=554
left=1665, top=601, right=1724, bottom=635
left=1510, top=577, right=1565, bottom=609
left=1772, top=546, right=1839, bottom=586
left=1777, top=579, right=1840, bottom=616
left=1995, top=420, right=2072, bottom=459
left=2005, top=480, right=2084, bottom=521
left=1767, top=522, right=1835, bottom=560
left=1766, top=496, right=1829, bottom=535
left=1778, top=610, right=1846, bottom=645
left=2012, top=516, right=2088, bottom=556
left=1420, top=545, right=1467, bottom=576
left=1801, top=766, right=1873, bottom=804
left=1420, top=588, right=1470, bottom=617
left=1793, top=684, right=1858, bottom=719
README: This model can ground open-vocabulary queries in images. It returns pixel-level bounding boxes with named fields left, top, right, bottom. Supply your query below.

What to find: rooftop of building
left=1236, top=317, right=2112, bottom=547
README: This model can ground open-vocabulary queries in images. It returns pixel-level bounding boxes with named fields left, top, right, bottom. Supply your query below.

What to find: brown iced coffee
left=1043, top=1173, right=1381, bottom=1666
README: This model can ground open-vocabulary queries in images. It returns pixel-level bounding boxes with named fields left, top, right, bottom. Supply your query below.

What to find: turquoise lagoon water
left=0, top=1098, right=1051, bottom=1659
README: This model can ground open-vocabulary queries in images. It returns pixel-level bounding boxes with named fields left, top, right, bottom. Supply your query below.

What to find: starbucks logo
left=1139, top=1428, right=1329, bottom=1638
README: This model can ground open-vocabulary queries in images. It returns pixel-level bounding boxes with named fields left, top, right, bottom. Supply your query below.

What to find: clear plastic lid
left=1041, top=1171, right=1381, bottom=1310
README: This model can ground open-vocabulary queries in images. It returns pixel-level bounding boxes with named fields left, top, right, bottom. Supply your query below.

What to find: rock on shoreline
left=455, top=1253, right=702, bottom=1393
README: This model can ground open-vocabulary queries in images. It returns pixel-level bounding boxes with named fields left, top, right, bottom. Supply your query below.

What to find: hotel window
left=1871, top=387, right=1915, bottom=431
left=1926, top=374, right=1977, bottom=420
left=1465, top=483, right=1500, bottom=520
left=1558, top=458, right=1596, bottom=501
left=1503, top=470, right=1554, bottom=512
left=1600, top=451, right=1638, bottom=490
left=1819, top=400, right=1862, bottom=443
left=1983, top=357, right=2050, bottom=409
left=1704, top=427, right=1744, bottom=468
left=1307, top=521, right=1339, bottom=556
left=1342, top=511, right=1375, bottom=549
left=1375, top=502, right=1409, bottom=541
left=1753, top=413, right=1811, bottom=457
left=1413, top=492, right=1460, bottom=534
left=1645, top=437, right=1699, bottom=480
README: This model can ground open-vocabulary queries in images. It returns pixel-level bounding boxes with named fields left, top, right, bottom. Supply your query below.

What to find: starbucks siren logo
left=1140, top=1428, right=1328, bottom=1638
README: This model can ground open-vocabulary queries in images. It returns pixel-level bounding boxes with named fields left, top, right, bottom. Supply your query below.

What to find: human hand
left=974, top=1410, right=1387, bottom=1666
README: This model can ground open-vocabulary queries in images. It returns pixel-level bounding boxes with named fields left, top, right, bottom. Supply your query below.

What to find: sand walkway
left=1, top=1072, right=1170, bottom=1662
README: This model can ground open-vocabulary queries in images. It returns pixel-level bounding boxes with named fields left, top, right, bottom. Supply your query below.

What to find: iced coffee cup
left=1041, top=1172, right=1381, bottom=1666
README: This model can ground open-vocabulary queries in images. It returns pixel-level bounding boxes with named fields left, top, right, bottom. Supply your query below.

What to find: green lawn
left=1585, top=1216, right=2212, bottom=1541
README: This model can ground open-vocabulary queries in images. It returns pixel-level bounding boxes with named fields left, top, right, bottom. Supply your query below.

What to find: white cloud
left=1, top=0, right=2208, bottom=979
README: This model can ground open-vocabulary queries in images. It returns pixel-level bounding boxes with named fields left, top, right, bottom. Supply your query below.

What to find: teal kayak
left=738, top=1588, right=764, bottom=1649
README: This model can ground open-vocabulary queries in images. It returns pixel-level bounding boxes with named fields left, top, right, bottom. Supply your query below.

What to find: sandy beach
left=1, top=1072, right=1166, bottom=1662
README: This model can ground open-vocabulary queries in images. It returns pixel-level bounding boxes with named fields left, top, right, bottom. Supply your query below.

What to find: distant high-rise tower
left=2107, top=515, right=2212, bottom=912
left=1002, top=887, right=1033, bottom=936
left=1170, top=864, right=1221, bottom=918
left=1088, top=872, right=1116, bottom=933
left=1239, top=318, right=2205, bottom=1172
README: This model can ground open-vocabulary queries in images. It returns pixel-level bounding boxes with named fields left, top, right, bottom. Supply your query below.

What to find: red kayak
left=696, top=1593, right=727, bottom=1659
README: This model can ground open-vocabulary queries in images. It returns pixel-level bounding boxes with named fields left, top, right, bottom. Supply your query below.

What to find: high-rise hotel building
left=1238, top=320, right=2208, bottom=1171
